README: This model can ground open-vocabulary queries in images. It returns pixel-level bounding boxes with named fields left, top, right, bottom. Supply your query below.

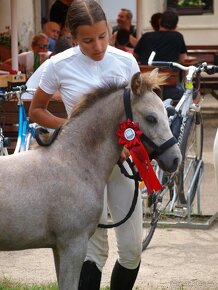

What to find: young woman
left=29, top=1, right=142, bottom=289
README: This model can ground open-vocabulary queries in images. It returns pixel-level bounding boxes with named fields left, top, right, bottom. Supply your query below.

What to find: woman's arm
left=0, top=58, right=26, bottom=73
left=29, top=87, right=67, bottom=129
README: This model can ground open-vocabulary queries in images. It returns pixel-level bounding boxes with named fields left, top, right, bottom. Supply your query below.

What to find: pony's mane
left=143, top=71, right=167, bottom=89
left=69, top=70, right=166, bottom=119
left=33, top=71, right=166, bottom=148
left=69, top=83, right=126, bottom=119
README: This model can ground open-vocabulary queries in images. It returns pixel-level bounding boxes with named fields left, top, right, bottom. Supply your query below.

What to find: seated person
left=53, top=35, right=73, bottom=55
left=49, top=0, right=73, bottom=32
left=150, top=12, right=162, bottom=31
left=134, top=10, right=187, bottom=64
left=48, top=28, right=75, bottom=59
left=115, top=29, right=133, bottom=53
left=134, top=10, right=187, bottom=100
left=42, top=21, right=61, bottom=52
left=0, top=33, right=52, bottom=78
left=112, top=8, right=138, bottom=48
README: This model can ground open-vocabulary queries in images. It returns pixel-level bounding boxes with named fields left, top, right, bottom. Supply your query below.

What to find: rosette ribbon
left=116, top=119, right=162, bottom=194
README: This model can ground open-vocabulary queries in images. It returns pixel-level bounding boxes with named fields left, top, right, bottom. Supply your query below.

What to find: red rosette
left=116, top=119, right=162, bottom=194
left=116, top=119, right=143, bottom=149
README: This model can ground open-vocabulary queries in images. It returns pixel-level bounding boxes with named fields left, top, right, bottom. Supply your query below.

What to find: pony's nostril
left=168, top=157, right=180, bottom=172
left=173, top=157, right=179, bottom=168
left=158, top=156, right=180, bottom=173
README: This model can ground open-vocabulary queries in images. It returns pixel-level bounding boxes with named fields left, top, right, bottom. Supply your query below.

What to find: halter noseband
left=123, top=88, right=177, bottom=159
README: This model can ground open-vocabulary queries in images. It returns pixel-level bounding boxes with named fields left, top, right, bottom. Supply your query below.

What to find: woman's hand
left=120, top=146, right=130, bottom=161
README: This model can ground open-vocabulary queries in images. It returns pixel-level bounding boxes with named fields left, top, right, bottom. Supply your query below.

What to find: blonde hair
left=31, top=33, right=48, bottom=48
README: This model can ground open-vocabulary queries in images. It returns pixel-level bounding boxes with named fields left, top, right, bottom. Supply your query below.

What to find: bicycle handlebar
left=150, top=61, right=218, bottom=74
left=148, top=51, right=218, bottom=77
left=11, top=84, right=27, bottom=92
left=149, top=61, right=190, bottom=71
left=0, top=85, right=36, bottom=102
left=204, top=65, right=218, bottom=75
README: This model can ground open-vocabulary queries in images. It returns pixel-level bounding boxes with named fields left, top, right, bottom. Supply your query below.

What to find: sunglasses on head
left=38, top=44, right=49, bottom=49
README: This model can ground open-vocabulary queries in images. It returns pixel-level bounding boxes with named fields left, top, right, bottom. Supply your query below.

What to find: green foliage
left=0, top=280, right=145, bottom=290
left=177, top=0, right=206, bottom=7
left=0, top=279, right=57, bottom=290
left=0, top=279, right=112, bottom=290
left=0, top=26, right=11, bottom=47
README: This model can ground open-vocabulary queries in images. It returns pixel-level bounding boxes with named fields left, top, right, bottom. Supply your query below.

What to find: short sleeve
left=39, top=59, right=60, bottom=95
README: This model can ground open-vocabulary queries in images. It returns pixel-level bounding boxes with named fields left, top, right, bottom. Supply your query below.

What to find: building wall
left=177, top=3, right=218, bottom=45
left=0, top=0, right=36, bottom=52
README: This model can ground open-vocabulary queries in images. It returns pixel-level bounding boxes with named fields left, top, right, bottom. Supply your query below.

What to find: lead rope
left=98, top=88, right=141, bottom=229
left=98, top=158, right=141, bottom=228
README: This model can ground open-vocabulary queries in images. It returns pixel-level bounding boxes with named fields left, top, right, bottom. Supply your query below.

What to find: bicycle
left=0, top=85, right=36, bottom=154
left=0, top=90, right=12, bottom=156
left=142, top=56, right=218, bottom=250
left=0, top=127, right=10, bottom=156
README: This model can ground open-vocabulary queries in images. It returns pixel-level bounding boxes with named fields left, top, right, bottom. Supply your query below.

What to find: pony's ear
left=149, top=68, right=159, bottom=80
left=149, top=68, right=168, bottom=87
left=131, top=72, right=143, bottom=96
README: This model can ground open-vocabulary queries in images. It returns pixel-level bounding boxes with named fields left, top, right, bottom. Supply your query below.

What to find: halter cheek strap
left=124, top=88, right=133, bottom=121
left=123, top=88, right=177, bottom=159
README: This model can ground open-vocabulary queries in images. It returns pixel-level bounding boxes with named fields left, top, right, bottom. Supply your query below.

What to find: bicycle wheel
left=177, top=111, right=203, bottom=205
left=142, top=189, right=159, bottom=251
left=0, top=128, right=10, bottom=156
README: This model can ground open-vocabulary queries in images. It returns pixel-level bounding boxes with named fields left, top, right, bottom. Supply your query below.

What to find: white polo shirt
left=39, top=45, right=139, bottom=115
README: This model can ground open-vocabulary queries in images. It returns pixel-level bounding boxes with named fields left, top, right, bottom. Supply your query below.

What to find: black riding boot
left=110, top=260, right=140, bottom=290
left=78, top=260, right=102, bottom=290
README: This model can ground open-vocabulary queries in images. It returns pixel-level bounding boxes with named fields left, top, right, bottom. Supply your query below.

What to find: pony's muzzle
left=158, top=149, right=182, bottom=173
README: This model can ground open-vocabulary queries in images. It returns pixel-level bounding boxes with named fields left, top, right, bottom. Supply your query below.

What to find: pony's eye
left=146, top=115, right=157, bottom=124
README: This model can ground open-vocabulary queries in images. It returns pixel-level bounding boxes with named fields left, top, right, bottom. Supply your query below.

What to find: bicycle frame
left=14, top=100, right=35, bottom=153
left=0, top=128, right=9, bottom=156
left=0, top=85, right=36, bottom=154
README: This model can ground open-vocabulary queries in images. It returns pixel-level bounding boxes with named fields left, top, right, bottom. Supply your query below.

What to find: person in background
left=134, top=10, right=187, bottom=100
left=29, top=1, right=142, bottom=289
left=53, top=34, right=73, bottom=55
left=112, top=8, right=138, bottom=48
left=150, top=12, right=162, bottom=31
left=134, top=10, right=187, bottom=64
left=43, top=21, right=61, bottom=52
left=0, top=33, right=51, bottom=78
left=49, top=0, right=74, bottom=31
left=115, top=29, right=133, bottom=53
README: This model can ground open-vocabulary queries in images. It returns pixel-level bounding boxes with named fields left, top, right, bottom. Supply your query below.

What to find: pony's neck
left=56, top=90, right=126, bottom=181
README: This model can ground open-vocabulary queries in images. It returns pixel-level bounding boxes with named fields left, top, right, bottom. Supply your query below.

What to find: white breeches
left=85, top=162, right=142, bottom=271
left=213, top=129, right=218, bottom=191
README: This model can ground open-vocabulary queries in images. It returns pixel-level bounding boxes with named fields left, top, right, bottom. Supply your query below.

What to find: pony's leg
left=57, top=237, right=88, bottom=290
left=78, top=189, right=108, bottom=290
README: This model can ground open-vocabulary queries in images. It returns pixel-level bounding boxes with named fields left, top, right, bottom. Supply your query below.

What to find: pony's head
left=130, top=69, right=181, bottom=172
